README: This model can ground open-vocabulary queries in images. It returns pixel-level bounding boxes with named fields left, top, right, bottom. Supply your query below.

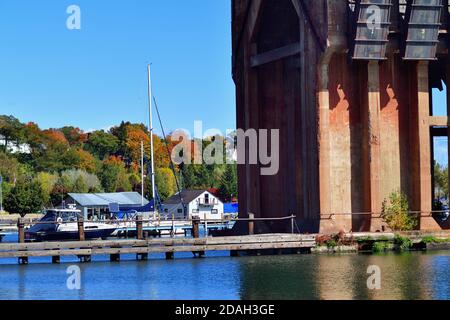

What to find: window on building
left=177, top=209, right=183, bottom=214
left=204, top=194, right=209, bottom=204
left=192, top=209, right=199, bottom=214
left=353, top=0, right=392, bottom=60
left=211, top=209, right=218, bottom=215
left=404, top=0, right=443, bottom=60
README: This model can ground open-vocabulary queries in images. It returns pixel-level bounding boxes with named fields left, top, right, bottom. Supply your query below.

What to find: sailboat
left=111, top=65, right=188, bottom=237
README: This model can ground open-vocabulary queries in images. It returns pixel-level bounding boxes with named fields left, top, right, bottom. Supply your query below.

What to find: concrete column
left=318, top=63, right=331, bottom=215
left=367, top=61, right=382, bottom=215
left=417, top=61, right=438, bottom=230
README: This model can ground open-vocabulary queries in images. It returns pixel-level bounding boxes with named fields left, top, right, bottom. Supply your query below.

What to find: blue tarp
left=113, top=200, right=158, bottom=219
left=224, top=203, right=238, bottom=213
left=119, top=200, right=155, bottom=213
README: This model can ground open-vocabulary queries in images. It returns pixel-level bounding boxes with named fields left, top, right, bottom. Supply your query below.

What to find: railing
left=197, top=199, right=219, bottom=206
left=319, top=210, right=450, bottom=220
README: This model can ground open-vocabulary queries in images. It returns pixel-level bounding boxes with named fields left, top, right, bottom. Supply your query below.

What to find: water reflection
left=0, top=251, right=449, bottom=300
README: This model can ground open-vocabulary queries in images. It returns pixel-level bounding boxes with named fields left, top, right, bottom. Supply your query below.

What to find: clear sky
left=0, top=0, right=236, bottom=135
left=433, top=85, right=448, bottom=166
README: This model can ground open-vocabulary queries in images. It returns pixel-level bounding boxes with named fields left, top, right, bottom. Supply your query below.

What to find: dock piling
left=248, top=213, right=255, bottom=235
left=77, top=217, right=85, bottom=241
left=192, top=217, right=200, bottom=239
left=17, top=218, right=28, bottom=265
left=136, top=216, right=143, bottom=240
left=165, top=252, right=174, bottom=260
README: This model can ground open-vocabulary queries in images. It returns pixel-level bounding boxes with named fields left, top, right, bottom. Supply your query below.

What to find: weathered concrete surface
left=232, top=0, right=448, bottom=234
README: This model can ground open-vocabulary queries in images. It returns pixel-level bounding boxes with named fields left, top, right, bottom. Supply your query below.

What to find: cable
left=152, top=97, right=185, bottom=212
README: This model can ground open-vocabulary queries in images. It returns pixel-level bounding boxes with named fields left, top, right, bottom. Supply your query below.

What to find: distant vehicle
left=25, top=208, right=116, bottom=242
left=436, top=205, right=450, bottom=222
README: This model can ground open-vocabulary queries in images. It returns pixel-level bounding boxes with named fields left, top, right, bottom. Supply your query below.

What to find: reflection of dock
left=0, top=234, right=316, bottom=264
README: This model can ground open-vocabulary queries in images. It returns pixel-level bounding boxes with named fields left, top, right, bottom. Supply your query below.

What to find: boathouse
left=163, top=190, right=224, bottom=220
left=65, top=192, right=151, bottom=220
left=232, top=0, right=450, bottom=234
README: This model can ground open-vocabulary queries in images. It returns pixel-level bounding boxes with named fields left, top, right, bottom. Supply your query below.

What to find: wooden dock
left=0, top=234, right=316, bottom=264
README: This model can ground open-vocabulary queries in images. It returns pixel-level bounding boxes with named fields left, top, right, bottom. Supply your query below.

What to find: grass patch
left=326, top=240, right=338, bottom=248
left=356, top=236, right=374, bottom=243
left=421, top=236, right=450, bottom=244
left=372, top=241, right=391, bottom=253
left=394, top=235, right=412, bottom=251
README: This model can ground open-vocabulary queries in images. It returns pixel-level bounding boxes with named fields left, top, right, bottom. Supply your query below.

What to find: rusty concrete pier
left=232, top=0, right=450, bottom=234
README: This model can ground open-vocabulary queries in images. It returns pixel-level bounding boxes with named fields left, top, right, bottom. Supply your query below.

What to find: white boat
left=25, top=208, right=117, bottom=242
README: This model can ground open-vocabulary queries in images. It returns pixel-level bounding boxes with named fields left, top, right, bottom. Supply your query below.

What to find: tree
left=60, top=126, right=88, bottom=147
left=73, top=175, right=89, bottom=193
left=4, top=181, right=45, bottom=216
left=85, top=130, right=119, bottom=160
left=59, top=169, right=102, bottom=193
left=0, top=115, right=24, bottom=152
left=434, top=161, right=448, bottom=201
left=382, top=191, right=418, bottom=231
left=99, top=157, right=131, bottom=192
left=0, top=152, right=20, bottom=182
left=34, top=172, right=59, bottom=206
left=155, top=168, right=177, bottom=201
left=125, top=126, right=150, bottom=164
left=219, top=164, right=237, bottom=202
left=73, top=148, right=97, bottom=173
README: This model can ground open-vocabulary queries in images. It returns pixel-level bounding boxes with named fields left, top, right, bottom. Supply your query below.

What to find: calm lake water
left=0, top=234, right=449, bottom=300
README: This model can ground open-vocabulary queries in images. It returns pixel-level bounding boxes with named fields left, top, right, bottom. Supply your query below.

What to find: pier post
left=165, top=252, right=174, bottom=260
left=291, top=215, right=295, bottom=234
left=248, top=213, right=255, bottom=235
left=110, top=253, right=120, bottom=262
left=17, top=218, right=25, bottom=243
left=192, top=217, right=200, bottom=238
left=171, top=214, right=175, bottom=238
left=136, top=215, right=143, bottom=240
left=17, top=218, right=28, bottom=265
left=137, top=253, right=148, bottom=261
left=77, top=217, right=85, bottom=241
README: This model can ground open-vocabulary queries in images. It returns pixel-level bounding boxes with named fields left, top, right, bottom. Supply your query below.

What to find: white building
left=163, top=190, right=224, bottom=220
left=0, top=135, right=31, bottom=154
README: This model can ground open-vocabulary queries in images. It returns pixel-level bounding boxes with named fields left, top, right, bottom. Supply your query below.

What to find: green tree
left=4, top=181, right=45, bottom=216
left=34, top=172, right=59, bottom=206
left=155, top=168, right=177, bottom=201
left=99, top=157, right=131, bottom=192
left=0, top=115, right=24, bottom=152
left=219, top=164, right=237, bottom=202
left=434, top=161, right=448, bottom=201
left=85, top=130, right=119, bottom=160
left=382, top=191, right=418, bottom=231
left=73, top=175, right=89, bottom=193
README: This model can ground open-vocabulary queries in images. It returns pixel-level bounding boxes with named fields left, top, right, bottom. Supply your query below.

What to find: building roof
left=68, top=192, right=149, bottom=207
left=163, top=189, right=209, bottom=205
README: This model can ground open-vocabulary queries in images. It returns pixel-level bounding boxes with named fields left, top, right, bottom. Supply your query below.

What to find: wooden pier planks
left=0, top=234, right=316, bottom=260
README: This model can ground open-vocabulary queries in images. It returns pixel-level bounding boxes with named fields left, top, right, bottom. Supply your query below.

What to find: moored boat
left=25, top=208, right=117, bottom=242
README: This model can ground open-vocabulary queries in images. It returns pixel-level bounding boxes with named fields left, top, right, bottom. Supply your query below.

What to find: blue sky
left=433, top=85, right=448, bottom=166
left=0, top=0, right=236, bottom=134
left=0, top=1, right=448, bottom=166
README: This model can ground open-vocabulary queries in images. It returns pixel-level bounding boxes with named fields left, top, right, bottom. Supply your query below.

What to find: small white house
left=0, top=135, right=31, bottom=154
left=163, top=190, right=224, bottom=220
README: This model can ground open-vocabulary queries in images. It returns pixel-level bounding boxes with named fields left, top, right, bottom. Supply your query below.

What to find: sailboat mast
left=141, top=140, right=144, bottom=206
left=147, top=64, right=156, bottom=214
